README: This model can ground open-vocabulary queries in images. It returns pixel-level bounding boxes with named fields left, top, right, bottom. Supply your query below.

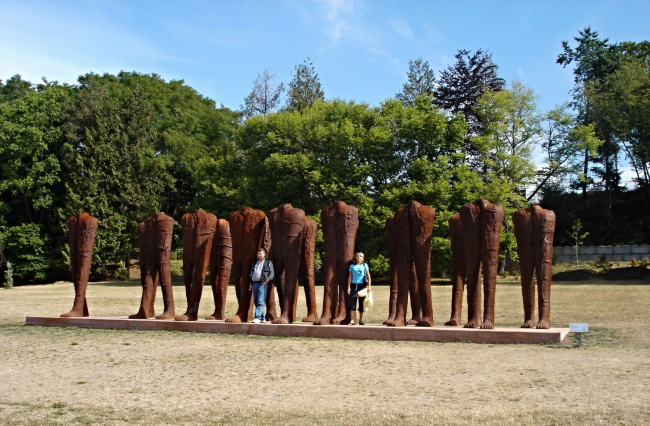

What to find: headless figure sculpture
left=444, top=214, right=468, bottom=327
left=129, top=212, right=175, bottom=319
left=314, top=201, right=359, bottom=325
left=384, top=201, right=435, bottom=327
left=267, top=204, right=319, bottom=324
left=460, top=199, right=504, bottom=329
left=61, top=213, right=98, bottom=317
left=176, top=209, right=217, bottom=321
left=226, top=208, right=271, bottom=323
left=205, top=219, right=233, bottom=320
left=513, top=205, right=556, bottom=329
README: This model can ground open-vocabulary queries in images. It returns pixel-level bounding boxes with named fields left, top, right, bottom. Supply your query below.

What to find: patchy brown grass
left=1, top=279, right=649, bottom=425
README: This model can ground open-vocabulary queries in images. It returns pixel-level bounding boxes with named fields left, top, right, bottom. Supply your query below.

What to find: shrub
left=115, top=266, right=129, bottom=281
left=3, top=262, right=13, bottom=288
left=3, top=223, right=51, bottom=283
left=595, top=254, right=612, bottom=273
left=641, top=258, right=650, bottom=268
left=631, top=258, right=638, bottom=267
left=369, top=253, right=390, bottom=280
left=170, top=260, right=183, bottom=277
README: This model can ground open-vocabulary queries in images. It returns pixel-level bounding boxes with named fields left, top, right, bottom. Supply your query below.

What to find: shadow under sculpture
left=226, top=207, right=272, bottom=323
left=384, top=201, right=436, bottom=327
left=129, top=212, right=175, bottom=319
left=314, top=201, right=359, bottom=325
left=61, top=212, right=98, bottom=317
left=176, top=209, right=217, bottom=321
left=205, top=219, right=233, bottom=320
left=444, top=214, right=468, bottom=327
left=512, top=205, right=556, bottom=329
left=267, top=204, right=318, bottom=324
left=458, top=199, right=504, bottom=329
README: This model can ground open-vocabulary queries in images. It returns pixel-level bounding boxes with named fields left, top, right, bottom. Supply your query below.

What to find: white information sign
left=569, top=323, right=588, bottom=333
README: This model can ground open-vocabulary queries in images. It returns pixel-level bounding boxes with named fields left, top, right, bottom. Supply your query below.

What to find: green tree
left=529, top=106, right=601, bottom=201
left=285, top=58, right=324, bottom=112
left=63, top=78, right=161, bottom=271
left=435, top=49, right=505, bottom=136
left=473, top=81, right=540, bottom=196
left=0, top=74, right=34, bottom=101
left=396, top=58, right=435, bottom=107
left=241, top=69, right=284, bottom=118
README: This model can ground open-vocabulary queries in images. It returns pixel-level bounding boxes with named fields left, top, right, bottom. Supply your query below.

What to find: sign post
left=569, top=323, right=588, bottom=347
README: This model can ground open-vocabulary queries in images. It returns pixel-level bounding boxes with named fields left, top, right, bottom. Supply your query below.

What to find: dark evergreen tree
left=285, top=58, right=324, bottom=112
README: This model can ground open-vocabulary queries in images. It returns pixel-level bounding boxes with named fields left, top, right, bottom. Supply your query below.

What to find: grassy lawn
left=1, top=278, right=649, bottom=425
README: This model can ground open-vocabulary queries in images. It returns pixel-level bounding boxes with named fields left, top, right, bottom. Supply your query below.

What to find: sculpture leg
left=315, top=205, right=337, bottom=325
left=227, top=209, right=267, bottom=323
left=61, top=214, right=97, bottom=317
left=384, top=216, right=399, bottom=325
left=155, top=213, right=175, bottom=320
left=407, top=265, right=421, bottom=325
left=445, top=215, right=465, bottom=326
left=534, top=208, right=555, bottom=329
left=480, top=201, right=504, bottom=330
left=177, top=212, right=216, bottom=321
left=513, top=209, right=535, bottom=328
left=461, top=203, right=482, bottom=328
left=267, top=207, right=284, bottom=321
left=333, top=202, right=359, bottom=325
left=387, top=207, right=411, bottom=327
left=207, top=219, right=232, bottom=320
left=130, top=220, right=155, bottom=319
left=301, top=218, right=319, bottom=322
left=410, top=202, right=435, bottom=327
left=273, top=207, right=305, bottom=324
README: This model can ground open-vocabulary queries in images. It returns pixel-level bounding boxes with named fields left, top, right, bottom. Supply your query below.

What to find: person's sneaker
left=252, top=318, right=261, bottom=324
left=261, top=319, right=266, bottom=323
left=349, top=320, right=355, bottom=325
left=359, top=322, right=365, bottom=325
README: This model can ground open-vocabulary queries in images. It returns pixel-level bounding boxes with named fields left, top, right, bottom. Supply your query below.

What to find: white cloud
left=388, top=17, right=414, bottom=39
left=316, top=0, right=358, bottom=42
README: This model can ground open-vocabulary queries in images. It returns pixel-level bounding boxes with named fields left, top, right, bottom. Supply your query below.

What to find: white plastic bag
left=364, top=289, right=373, bottom=311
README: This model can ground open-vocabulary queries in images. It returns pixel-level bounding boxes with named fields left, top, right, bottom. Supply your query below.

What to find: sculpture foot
left=175, top=313, right=197, bottom=321
left=302, top=313, right=319, bottom=322
left=332, top=315, right=346, bottom=325
left=128, top=311, right=152, bottom=319
left=536, top=319, right=550, bottom=329
left=416, top=319, right=434, bottom=327
left=61, top=310, right=87, bottom=318
left=386, top=318, right=406, bottom=327
left=407, top=317, right=421, bottom=326
left=480, top=319, right=494, bottom=330
left=383, top=315, right=396, bottom=325
left=444, top=318, right=461, bottom=326
left=226, top=314, right=244, bottom=323
left=205, top=313, right=224, bottom=321
left=464, top=320, right=481, bottom=329
left=155, top=311, right=175, bottom=320
left=521, top=319, right=534, bottom=328
left=272, top=316, right=290, bottom=325
left=265, top=312, right=276, bottom=322
left=313, top=315, right=331, bottom=325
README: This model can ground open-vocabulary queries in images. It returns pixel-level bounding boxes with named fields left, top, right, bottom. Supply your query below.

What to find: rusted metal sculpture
left=267, top=204, right=318, bottom=324
left=513, top=205, right=556, bottom=329
left=176, top=209, right=217, bottom=321
left=459, top=199, right=504, bottom=329
left=384, top=201, right=435, bottom=327
left=226, top=208, right=271, bottom=323
left=129, top=212, right=175, bottom=320
left=61, top=213, right=98, bottom=317
left=314, top=201, right=358, bottom=325
left=444, top=214, right=466, bottom=326
left=205, top=219, right=233, bottom=320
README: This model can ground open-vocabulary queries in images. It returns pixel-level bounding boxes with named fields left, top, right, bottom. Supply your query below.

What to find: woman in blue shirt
left=347, top=252, right=371, bottom=325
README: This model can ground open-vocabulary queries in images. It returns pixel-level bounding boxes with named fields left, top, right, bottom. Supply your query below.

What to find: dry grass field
left=1, top=277, right=649, bottom=425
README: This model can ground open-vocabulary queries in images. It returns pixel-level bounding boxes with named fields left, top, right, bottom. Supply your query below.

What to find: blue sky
left=2, top=0, right=648, bottom=112
left=1, top=0, right=649, bottom=184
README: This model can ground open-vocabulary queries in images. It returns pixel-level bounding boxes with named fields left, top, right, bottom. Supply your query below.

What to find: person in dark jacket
left=249, top=248, right=275, bottom=323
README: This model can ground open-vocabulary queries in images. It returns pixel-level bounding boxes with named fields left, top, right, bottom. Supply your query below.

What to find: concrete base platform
left=26, top=316, right=569, bottom=344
